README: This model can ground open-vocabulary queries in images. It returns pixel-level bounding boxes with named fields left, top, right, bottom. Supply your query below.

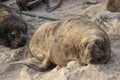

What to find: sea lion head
left=79, top=36, right=111, bottom=65
left=7, top=22, right=27, bottom=48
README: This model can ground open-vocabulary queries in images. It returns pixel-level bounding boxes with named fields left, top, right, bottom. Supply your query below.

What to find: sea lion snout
left=8, top=31, right=26, bottom=48
left=87, top=40, right=107, bottom=64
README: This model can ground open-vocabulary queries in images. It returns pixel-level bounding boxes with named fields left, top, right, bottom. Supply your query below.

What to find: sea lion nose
left=15, top=34, right=26, bottom=48
left=88, top=44, right=103, bottom=64
left=96, top=57, right=102, bottom=63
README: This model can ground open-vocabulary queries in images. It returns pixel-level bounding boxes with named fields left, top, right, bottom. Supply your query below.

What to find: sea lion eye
left=11, top=31, right=17, bottom=35
left=10, top=31, right=20, bottom=39
left=10, top=31, right=18, bottom=39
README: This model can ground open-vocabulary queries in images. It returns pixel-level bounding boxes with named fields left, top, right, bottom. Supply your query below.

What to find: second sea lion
left=0, top=4, right=27, bottom=48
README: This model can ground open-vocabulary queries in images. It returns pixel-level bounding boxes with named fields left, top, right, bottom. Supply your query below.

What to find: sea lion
left=107, top=0, right=120, bottom=12
left=16, top=0, right=62, bottom=12
left=12, top=17, right=111, bottom=71
left=0, top=4, right=27, bottom=48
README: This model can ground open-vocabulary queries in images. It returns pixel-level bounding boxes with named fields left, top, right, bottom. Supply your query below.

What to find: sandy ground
left=0, top=0, right=120, bottom=80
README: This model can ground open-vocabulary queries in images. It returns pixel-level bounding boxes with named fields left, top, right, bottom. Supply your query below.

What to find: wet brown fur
left=27, top=17, right=111, bottom=71
left=0, top=4, right=27, bottom=48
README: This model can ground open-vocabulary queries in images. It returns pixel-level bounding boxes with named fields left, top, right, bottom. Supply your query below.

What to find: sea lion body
left=29, top=17, right=111, bottom=70
left=0, top=4, right=27, bottom=48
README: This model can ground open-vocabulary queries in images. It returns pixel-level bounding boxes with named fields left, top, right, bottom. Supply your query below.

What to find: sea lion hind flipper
left=9, top=58, right=48, bottom=72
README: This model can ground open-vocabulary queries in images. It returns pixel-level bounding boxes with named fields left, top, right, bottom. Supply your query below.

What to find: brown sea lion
left=11, top=17, right=111, bottom=71
left=16, top=0, right=62, bottom=12
left=0, top=4, right=27, bottom=48
left=107, top=0, right=120, bottom=12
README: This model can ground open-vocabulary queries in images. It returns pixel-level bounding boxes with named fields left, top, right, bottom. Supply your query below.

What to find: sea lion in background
left=0, top=4, right=27, bottom=48
left=107, top=0, right=120, bottom=12
left=16, top=0, right=62, bottom=12
left=12, top=17, right=111, bottom=71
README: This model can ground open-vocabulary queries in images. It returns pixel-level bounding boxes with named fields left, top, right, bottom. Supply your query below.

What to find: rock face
left=0, top=4, right=27, bottom=48
left=107, top=0, right=120, bottom=12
